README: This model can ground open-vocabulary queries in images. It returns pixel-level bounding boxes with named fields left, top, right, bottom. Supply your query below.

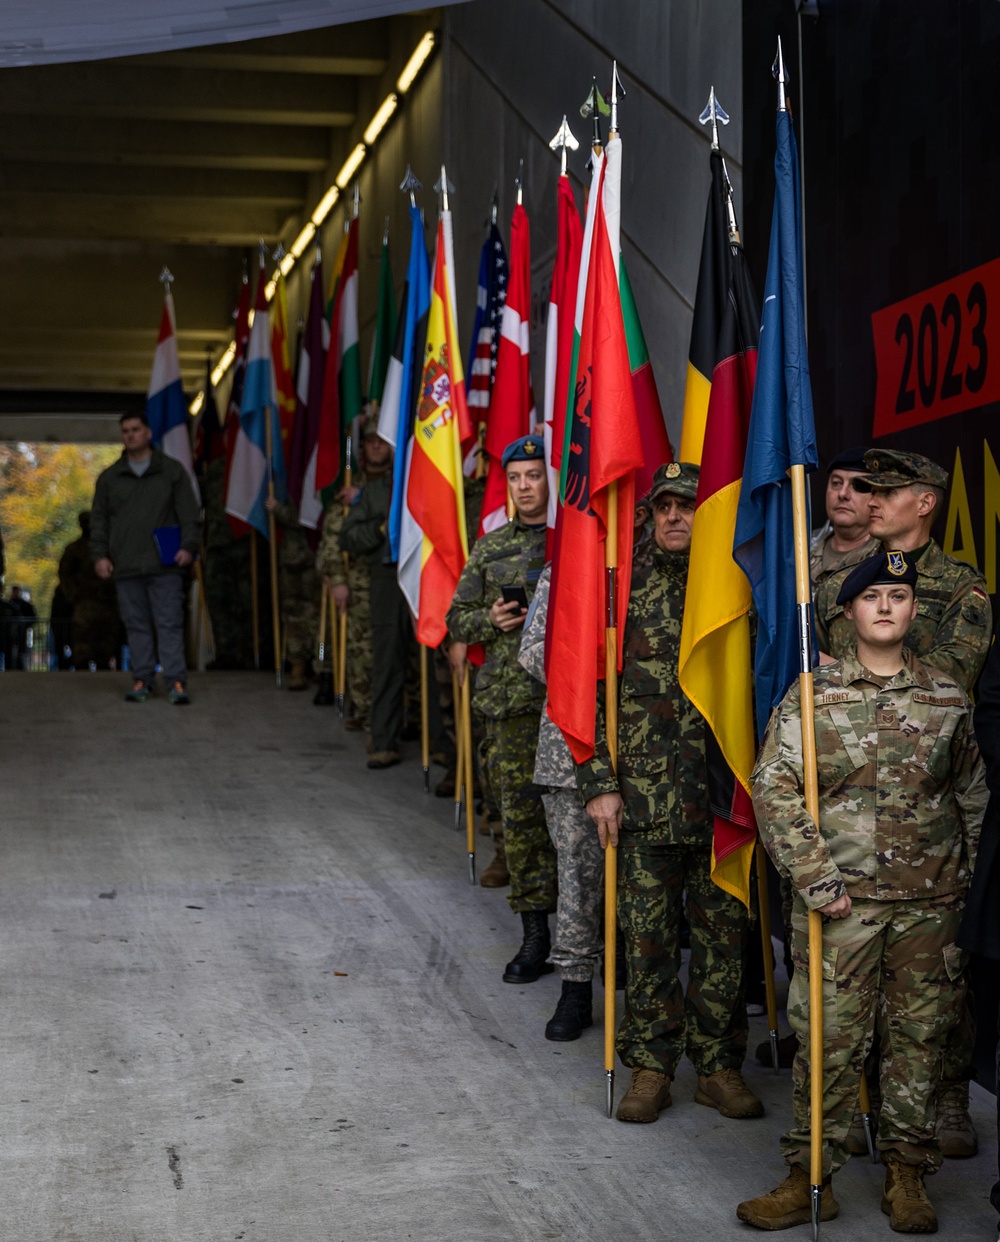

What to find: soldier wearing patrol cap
left=447, top=434, right=558, bottom=983
left=577, top=461, right=763, bottom=1125
left=809, top=445, right=879, bottom=587
left=739, top=550, right=986, bottom=1233
left=813, top=446, right=992, bottom=1156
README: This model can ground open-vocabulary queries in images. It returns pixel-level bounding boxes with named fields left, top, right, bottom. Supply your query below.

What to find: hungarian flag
left=620, top=257, right=672, bottom=496
left=398, top=207, right=471, bottom=645
left=223, top=274, right=252, bottom=538
left=480, top=202, right=535, bottom=534
left=316, top=217, right=362, bottom=493
left=680, top=150, right=731, bottom=466
left=271, top=270, right=297, bottom=460
left=287, top=257, right=328, bottom=530
left=546, top=137, right=645, bottom=764
left=367, top=234, right=397, bottom=411
left=543, top=174, right=583, bottom=547
left=464, top=220, right=508, bottom=474
left=146, top=288, right=199, bottom=503
left=678, top=234, right=761, bottom=907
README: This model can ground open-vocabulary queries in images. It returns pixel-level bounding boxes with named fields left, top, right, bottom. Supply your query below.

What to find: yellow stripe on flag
left=679, top=361, right=711, bottom=466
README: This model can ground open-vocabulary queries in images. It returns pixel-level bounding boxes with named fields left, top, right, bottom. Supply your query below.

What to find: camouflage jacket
left=338, top=470, right=395, bottom=581
left=446, top=518, right=546, bottom=721
left=809, top=523, right=879, bottom=589
left=575, top=546, right=709, bottom=841
left=269, top=500, right=314, bottom=572
left=813, top=538, right=992, bottom=693
left=753, top=650, right=986, bottom=910
left=518, top=564, right=575, bottom=788
left=315, top=467, right=369, bottom=588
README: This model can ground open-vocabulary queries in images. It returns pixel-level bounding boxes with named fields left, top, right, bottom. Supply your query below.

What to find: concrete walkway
left=3, top=672, right=997, bottom=1241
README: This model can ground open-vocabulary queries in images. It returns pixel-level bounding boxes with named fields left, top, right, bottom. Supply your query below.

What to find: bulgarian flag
left=546, top=137, right=645, bottom=763
left=480, top=202, right=535, bottom=534
left=316, top=217, right=362, bottom=493
left=543, top=174, right=583, bottom=550
left=398, top=206, right=471, bottom=646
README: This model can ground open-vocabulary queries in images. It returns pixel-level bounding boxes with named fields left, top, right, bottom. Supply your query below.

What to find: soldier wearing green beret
left=739, top=550, right=986, bottom=1233
left=577, top=461, right=762, bottom=1125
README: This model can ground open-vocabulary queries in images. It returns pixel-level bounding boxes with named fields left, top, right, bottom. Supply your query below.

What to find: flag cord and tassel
left=250, top=534, right=260, bottom=671
left=461, top=670, right=476, bottom=883
left=754, top=843, right=781, bottom=1072
left=603, top=478, right=619, bottom=1119
left=264, top=411, right=282, bottom=686
left=420, top=644, right=431, bottom=793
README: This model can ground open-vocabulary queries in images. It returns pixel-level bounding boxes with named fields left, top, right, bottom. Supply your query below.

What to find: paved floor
left=3, top=672, right=997, bottom=1241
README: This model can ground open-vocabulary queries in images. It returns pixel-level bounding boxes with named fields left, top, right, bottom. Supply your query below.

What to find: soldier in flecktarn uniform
left=814, top=447, right=992, bottom=1158
left=577, top=462, right=762, bottom=1126
left=738, top=551, right=986, bottom=1235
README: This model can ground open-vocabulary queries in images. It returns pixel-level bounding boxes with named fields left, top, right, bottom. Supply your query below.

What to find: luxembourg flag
left=224, top=268, right=287, bottom=537
left=146, top=289, right=200, bottom=503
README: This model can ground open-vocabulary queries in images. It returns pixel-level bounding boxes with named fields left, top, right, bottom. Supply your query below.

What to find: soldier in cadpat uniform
left=446, top=434, right=557, bottom=982
left=738, top=550, right=986, bottom=1234
left=814, top=446, right=992, bottom=1156
left=578, top=462, right=762, bottom=1125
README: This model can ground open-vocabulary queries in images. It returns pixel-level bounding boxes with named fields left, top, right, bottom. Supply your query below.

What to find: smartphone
left=501, top=585, right=529, bottom=613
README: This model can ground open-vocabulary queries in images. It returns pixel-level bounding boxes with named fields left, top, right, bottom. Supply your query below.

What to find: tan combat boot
left=479, top=829, right=509, bottom=888
left=288, top=659, right=308, bottom=690
left=695, top=1068, right=765, bottom=1118
left=881, top=1157, right=937, bottom=1233
left=737, top=1164, right=839, bottom=1230
left=615, top=1068, right=672, bottom=1123
left=935, top=1081, right=978, bottom=1157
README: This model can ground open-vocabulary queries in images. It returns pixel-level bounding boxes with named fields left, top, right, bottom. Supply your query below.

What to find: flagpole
left=452, top=667, right=464, bottom=831
left=317, top=582, right=328, bottom=672
left=461, top=670, right=476, bottom=883
left=264, top=403, right=282, bottom=687
left=755, top=842, right=781, bottom=1072
left=250, top=533, right=260, bottom=670
left=420, top=645, right=431, bottom=793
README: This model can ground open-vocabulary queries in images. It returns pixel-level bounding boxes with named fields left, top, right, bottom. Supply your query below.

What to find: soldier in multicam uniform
left=814, top=447, right=992, bottom=1157
left=446, top=434, right=557, bottom=982
left=809, top=446, right=879, bottom=587
left=519, top=563, right=602, bottom=1039
left=738, top=550, right=986, bottom=1234
left=264, top=496, right=320, bottom=690
left=577, top=462, right=762, bottom=1125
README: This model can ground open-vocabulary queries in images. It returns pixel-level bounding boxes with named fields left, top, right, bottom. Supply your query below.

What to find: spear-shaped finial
left=434, top=164, right=455, bottom=212
left=772, top=37, right=788, bottom=113
left=352, top=181, right=361, bottom=219
left=515, top=158, right=524, bottom=207
left=609, top=61, right=625, bottom=136
left=400, top=164, right=422, bottom=208
left=383, top=215, right=390, bottom=246
left=549, top=114, right=580, bottom=176
left=699, top=86, right=731, bottom=151
left=257, top=238, right=267, bottom=268
left=272, top=242, right=287, bottom=266
left=490, top=183, right=499, bottom=227
left=580, top=77, right=609, bottom=152
left=158, top=266, right=174, bottom=289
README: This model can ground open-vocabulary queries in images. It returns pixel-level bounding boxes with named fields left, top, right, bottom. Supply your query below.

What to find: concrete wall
left=443, top=0, right=743, bottom=449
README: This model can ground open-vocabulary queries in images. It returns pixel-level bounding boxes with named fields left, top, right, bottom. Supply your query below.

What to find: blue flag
left=733, top=108, right=818, bottom=738
left=379, top=204, right=430, bottom=561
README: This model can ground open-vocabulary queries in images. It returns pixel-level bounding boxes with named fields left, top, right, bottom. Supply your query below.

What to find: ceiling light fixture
left=290, top=221, right=317, bottom=258
left=397, top=31, right=435, bottom=94
left=335, top=143, right=366, bottom=190
left=211, top=341, right=236, bottom=387
left=311, top=184, right=340, bottom=227
left=189, top=391, right=204, bottom=417
left=364, top=93, right=398, bottom=145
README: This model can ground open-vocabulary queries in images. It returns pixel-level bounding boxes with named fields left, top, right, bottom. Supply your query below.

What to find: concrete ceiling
left=0, top=6, right=447, bottom=432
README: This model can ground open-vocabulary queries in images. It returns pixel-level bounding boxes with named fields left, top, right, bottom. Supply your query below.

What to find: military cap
left=852, top=448, right=949, bottom=493
left=826, top=445, right=870, bottom=475
left=836, top=549, right=918, bottom=605
left=501, top=434, right=545, bottom=469
left=649, top=461, right=699, bottom=503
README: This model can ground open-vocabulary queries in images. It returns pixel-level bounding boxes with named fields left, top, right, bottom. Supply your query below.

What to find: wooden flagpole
left=452, top=668, right=464, bottom=830
left=420, top=644, right=431, bottom=793
left=461, top=671, right=476, bottom=883
left=264, top=407, right=282, bottom=686
left=316, top=582, right=328, bottom=670
left=755, top=843, right=781, bottom=1072
left=249, top=534, right=260, bottom=670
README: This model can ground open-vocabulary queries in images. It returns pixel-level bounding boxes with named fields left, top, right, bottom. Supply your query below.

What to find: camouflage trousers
left=616, top=833, right=749, bottom=1076
left=480, top=713, right=557, bottom=913
left=782, top=893, right=966, bottom=1176
left=280, top=563, right=320, bottom=663
left=542, top=788, right=602, bottom=982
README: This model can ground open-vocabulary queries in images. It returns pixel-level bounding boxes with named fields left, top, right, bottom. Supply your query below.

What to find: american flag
left=464, top=221, right=508, bottom=474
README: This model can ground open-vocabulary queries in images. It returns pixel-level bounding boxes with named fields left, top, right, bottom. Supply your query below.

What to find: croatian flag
left=146, top=289, right=200, bottom=503
left=224, top=268, right=287, bottom=537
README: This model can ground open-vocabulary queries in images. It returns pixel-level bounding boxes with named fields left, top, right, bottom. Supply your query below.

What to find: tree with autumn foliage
left=0, top=443, right=121, bottom=612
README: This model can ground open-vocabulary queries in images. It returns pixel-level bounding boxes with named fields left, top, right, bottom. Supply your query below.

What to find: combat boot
left=544, top=980, right=593, bottom=1041
left=935, top=1081, right=978, bottom=1157
left=737, top=1164, right=839, bottom=1230
left=288, top=659, right=309, bottom=690
left=881, top=1157, right=937, bottom=1233
left=695, top=1068, right=765, bottom=1118
left=502, top=912, right=553, bottom=983
left=616, top=1068, right=672, bottom=1122
left=480, top=833, right=509, bottom=888
left=313, top=672, right=334, bottom=705
left=367, top=750, right=401, bottom=769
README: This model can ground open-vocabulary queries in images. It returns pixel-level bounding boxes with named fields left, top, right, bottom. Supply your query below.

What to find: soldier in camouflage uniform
left=813, top=447, right=992, bottom=1157
left=447, top=435, right=557, bottom=982
left=578, top=462, right=762, bottom=1124
left=519, top=563, right=602, bottom=1039
left=265, top=496, right=319, bottom=690
left=58, top=512, right=123, bottom=669
left=201, top=456, right=254, bottom=669
left=808, top=446, right=879, bottom=588
left=738, top=550, right=986, bottom=1233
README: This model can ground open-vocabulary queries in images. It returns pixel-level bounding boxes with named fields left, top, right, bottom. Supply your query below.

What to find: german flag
left=678, top=224, right=760, bottom=908
left=679, top=150, right=730, bottom=466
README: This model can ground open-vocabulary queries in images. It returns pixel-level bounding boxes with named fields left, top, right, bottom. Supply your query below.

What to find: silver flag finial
left=352, top=181, right=361, bottom=218
left=772, top=38, right=788, bottom=112
left=515, top=158, right=524, bottom=207
left=609, top=61, right=625, bottom=134
left=158, top=266, right=174, bottom=289
left=434, top=164, right=455, bottom=211
left=549, top=115, right=580, bottom=176
left=400, top=165, right=422, bottom=207
left=271, top=243, right=287, bottom=264
left=699, top=87, right=731, bottom=150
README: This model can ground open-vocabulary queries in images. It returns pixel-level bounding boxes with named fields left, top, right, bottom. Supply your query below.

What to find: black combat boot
left=313, top=672, right=334, bottom=705
left=502, top=912, right=554, bottom=984
left=545, top=980, right=594, bottom=1041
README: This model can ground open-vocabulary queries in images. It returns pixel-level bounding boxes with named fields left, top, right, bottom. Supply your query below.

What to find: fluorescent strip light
left=189, top=391, right=205, bottom=417
left=211, top=341, right=236, bottom=387
left=265, top=279, right=277, bottom=302
left=312, top=184, right=340, bottom=227
left=291, top=221, right=317, bottom=258
left=335, top=143, right=366, bottom=190
left=280, top=251, right=295, bottom=277
left=364, top=93, right=398, bottom=145
left=397, top=32, right=435, bottom=94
